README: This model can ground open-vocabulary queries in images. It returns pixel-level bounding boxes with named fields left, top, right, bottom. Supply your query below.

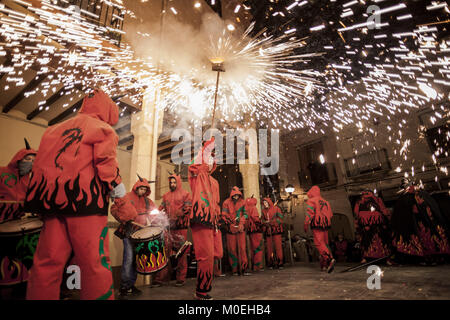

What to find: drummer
left=0, top=138, right=36, bottom=223
left=153, top=173, right=192, bottom=287
left=116, top=175, right=156, bottom=297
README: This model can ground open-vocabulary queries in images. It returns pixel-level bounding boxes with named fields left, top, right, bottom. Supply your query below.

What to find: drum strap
left=144, top=198, right=150, bottom=212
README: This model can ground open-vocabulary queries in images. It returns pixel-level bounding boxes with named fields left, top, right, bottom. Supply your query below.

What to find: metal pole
left=211, top=71, right=220, bottom=129
left=287, top=196, right=295, bottom=265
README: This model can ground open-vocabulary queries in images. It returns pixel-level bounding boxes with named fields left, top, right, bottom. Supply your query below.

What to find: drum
left=0, top=217, right=43, bottom=285
left=130, top=226, right=168, bottom=274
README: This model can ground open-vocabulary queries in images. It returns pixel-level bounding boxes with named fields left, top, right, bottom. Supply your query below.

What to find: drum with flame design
left=0, top=216, right=43, bottom=285
left=130, top=226, right=168, bottom=274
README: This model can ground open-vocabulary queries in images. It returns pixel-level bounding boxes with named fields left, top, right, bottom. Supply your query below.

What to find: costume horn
left=137, top=173, right=144, bottom=182
left=24, top=138, right=31, bottom=150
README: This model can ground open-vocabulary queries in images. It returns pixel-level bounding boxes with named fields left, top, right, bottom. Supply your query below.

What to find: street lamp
left=285, top=184, right=295, bottom=194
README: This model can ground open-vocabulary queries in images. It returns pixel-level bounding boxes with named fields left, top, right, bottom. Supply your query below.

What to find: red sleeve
left=93, top=126, right=122, bottom=190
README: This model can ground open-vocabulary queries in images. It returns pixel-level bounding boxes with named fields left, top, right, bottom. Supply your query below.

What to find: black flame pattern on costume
left=55, top=128, right=83, bottom=170
left=25, top=174, right=108, bottom=216
left=196, top=268, right=213, bottom=293
left=0, top=202, right=23, bottom=222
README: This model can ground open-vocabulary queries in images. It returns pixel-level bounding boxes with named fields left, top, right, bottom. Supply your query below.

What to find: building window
left=343, top=148, right=391, bottom=178
left=297, top=140, right=337, bottom=188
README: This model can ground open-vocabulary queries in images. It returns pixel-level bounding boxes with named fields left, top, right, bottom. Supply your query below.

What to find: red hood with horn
left=25, top=89, right=122, bottom=217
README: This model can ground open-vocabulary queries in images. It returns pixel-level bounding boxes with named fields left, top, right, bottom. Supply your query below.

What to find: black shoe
left=195, top=293, right=213, bottom=300
left=130, top=286, right=142, bottom=296
left=243, top=271, right=252, bottom=276
left=152, top=282, right=163, bottom=288
left=327, top=259, right=336, bottom=273
left=279, top=265, right=284, bottom=270
left=119, top=287, right=133, bottom=297
left=175, top=281, right=185, bottom=287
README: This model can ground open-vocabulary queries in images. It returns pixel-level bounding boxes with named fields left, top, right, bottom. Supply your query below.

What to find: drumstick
left=131, top=221, right=146, bottom=228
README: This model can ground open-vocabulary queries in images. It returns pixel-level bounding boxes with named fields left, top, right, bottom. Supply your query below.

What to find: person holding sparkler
left=222, top=187, right=250, bottom=276
left=114, top=175, right=156, bottom=297
left=188, top=137, right=221, bottom=300
left=154, top=174, right=192, bottom=287
left=262, top=198, right=285, bottom=270
left=304, top=186, right=335, bottom=273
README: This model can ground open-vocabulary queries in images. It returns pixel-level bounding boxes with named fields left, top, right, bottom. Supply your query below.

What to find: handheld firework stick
left=131, top=221, right=146, bottom=229
left=340, top=256, right=389, bottom=273
left=210, top=58, right=225, bottom=129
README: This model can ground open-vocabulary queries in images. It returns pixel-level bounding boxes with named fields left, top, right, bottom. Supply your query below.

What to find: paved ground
left=117, top=262, right=450, bottom=300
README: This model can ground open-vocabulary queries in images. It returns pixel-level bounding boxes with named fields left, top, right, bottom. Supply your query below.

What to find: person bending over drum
left=113, top=175, right=156, bottom=297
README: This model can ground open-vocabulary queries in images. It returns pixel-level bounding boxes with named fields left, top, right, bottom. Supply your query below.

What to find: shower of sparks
left=0, top=0, right=448, bottom=180
left=154, top=22, right=324, bottom=130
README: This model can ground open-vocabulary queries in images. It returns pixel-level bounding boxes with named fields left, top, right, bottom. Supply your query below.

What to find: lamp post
left=284, top=184, right=295, bottom=265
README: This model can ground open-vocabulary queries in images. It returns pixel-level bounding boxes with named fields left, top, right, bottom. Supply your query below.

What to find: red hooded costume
left=25, top=89, right=126, bottom=300
left=262, top=197, right=284, bottom=268
left=222, top=187, right=248, bottom=273
left=354, top=191, right=392, bottom=259
left=245, top=197, right=264, bottom=271
left=305, top=186, right=334, bottom=270
left=188, top=137, right=221, bottom=298
left=0, top=147, right=37, bottom=222
left=155, top=174, right=191, bottom=284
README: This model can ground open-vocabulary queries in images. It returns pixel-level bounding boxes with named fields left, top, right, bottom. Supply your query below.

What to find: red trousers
left=191, top=223, right=215, bottom=295
left=26, top=215, right=114, bottom=300
left=213, top=229, right=223, bottom=276
left=249, top=233, right=264, bottom=271
left=154, top=229, right=189, bottom=283
left=313, top=229, right=333, bottom=268
left=265, top=234, right=283, bottom=267
left=226, top=232, right=248, bottom=273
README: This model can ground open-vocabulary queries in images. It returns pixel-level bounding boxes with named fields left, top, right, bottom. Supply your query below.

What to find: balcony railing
left=344, top=148, right=391, bottom=178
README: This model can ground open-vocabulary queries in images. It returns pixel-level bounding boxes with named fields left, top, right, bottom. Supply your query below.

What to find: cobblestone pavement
left=119, top=262, right=450, bottom=300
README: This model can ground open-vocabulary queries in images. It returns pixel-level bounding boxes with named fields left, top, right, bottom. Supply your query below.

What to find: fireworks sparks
left=0, top=0, right=448, bottom=179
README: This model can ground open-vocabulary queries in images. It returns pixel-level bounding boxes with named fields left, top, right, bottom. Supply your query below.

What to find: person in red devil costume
left=25, top=89, right=137, bottom=300
left=153, top=174, right=191, bottom=287
left=222, top=187, right=250, bottom=276
left=0, top=139, right=37, bottom=223
left=0, top=139, right=37, bottom=288
left=262, top=197, right=284, bottom=269
left=391, top=178, right=450, bottom=265
left=245, top=197, right=264, bottom=272
left=354, top=190, right=393, bottom=264
left=114, top=175, right=156, bottom=297
left=304, top=185, right=335, bottom=273
left=188, top=137, right=221, bottom=300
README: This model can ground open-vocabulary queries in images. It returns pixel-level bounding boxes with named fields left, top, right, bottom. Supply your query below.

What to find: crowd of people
left=0, top=89, right=449, bottom=301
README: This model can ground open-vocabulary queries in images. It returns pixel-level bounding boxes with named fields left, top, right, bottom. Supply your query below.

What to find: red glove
left=238, top=224, right=245, bottom=233
left=111, top=197, right=138, bottom=224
